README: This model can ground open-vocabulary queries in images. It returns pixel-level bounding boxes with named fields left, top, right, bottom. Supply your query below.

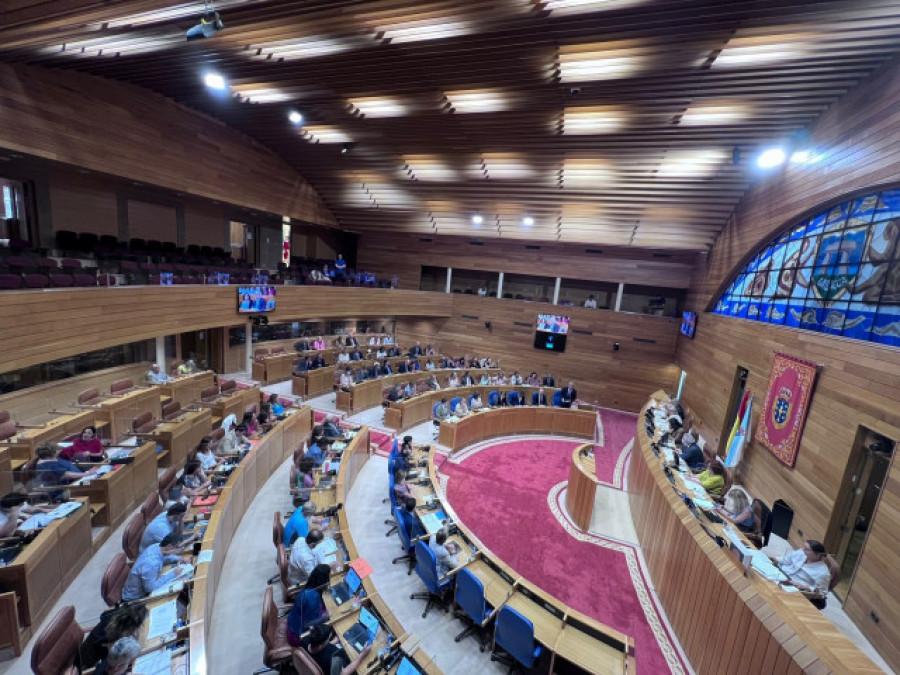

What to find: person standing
left=559, top=381, right=577, bottom=408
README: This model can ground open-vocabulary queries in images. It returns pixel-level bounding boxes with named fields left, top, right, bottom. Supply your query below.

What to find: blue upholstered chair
left=453, top=568, right=493, bottom=651
left=530, top=391, right=541, bottom=405
left=507, top=391, right=521, bottom=406
left=490, top=606, right=542, bottom=672
left=410, top=541, right=454, bottom=618
left=551, top=390, right=562, bottom=407
left=385, top=471, right=399, bottom=536
left=468, top=394, right=479, bottom=408
left=449, top=396, right=461, bottom=412
left=488, top=390, right=500, bottom=407
left=391, top=506, right=416, bottom=574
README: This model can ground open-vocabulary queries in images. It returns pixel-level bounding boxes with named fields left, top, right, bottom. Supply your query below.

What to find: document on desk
left=683, top=482, right=708, bottom=500
left=196, top=549, right=214, bottom=565
left=73, top=465, right=114, bottom=485
left=319, top=537, right=339, bottom=564
left=133, top=648, right=172, bottom=675
left=108, top=448, right=135, bottom=460
left=750, top=553, right=787, bottom=583
left=147, top=599, right=179, bottom=639
left=419, top=511, right=446, bottom=534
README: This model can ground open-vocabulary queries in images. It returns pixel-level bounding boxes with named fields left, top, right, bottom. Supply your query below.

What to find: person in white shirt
left=477, top=286, right=488, bottom=296
left=376, top=347, right=386, bottom=358
left=429, top=529, right=459, bottom=577
left=146, top=364, right=169, bottom=384
left=470, top=394, right=483, bottom=411
left=453, top=398, right=469, bottom=417
left=770, top=540, right=831, bottom=594
left=339, top=368, right=354, bottom=392
left=448, top=371, right=460, bottom=388
left=509, top=371, right=523, bottom=386
left=337, top=349, right=350, bottom=364
left=288, top=529, right=331, bottom=586
left=584, top=295, right=597, bottom=308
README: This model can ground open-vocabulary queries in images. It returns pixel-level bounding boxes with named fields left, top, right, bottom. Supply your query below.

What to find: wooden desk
left=158, top=371, right=216, bottom=408
left=292, top=366, right=336, bottom=399
left=68, top=441, right=158, bottom=535
left=98, top=387, right=161, bottom=441
left=0, top=448, right=13, bottom=496
left=438, top=406, right=595, bottom=452
left=4, top=409, right=99, bottom=464
left=566, top=444, right=599, bottom=531
left=152, top=409, right=212, bottom=468
left=0, top=499, right=92, bottom=631
left=210, top=386, right=260, bottom=427
left=631, top=391, right=881, bottom=674
left=252, top=354, right=295, bottom=384
left=338, top=369, right=499, bottom=415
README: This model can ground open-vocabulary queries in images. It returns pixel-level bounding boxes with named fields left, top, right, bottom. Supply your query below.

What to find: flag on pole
left=725, top=394, right=752, bottom=468
left=724, top=391, right=751, bottom=462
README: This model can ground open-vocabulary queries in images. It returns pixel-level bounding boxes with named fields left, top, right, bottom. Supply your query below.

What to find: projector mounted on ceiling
left=186, top=1, right=224, bottom=41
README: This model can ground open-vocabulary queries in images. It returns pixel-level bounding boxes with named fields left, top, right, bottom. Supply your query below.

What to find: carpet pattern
left=438, top=433, right=687, bottom=675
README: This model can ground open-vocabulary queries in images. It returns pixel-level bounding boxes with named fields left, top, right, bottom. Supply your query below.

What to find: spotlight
left=341, top=143, right=351, bottom=154
left=757, top=148, right=786, bottom=169
left=522, top=215, right=534, bottom=227
left=186, top=10, right=224, bottom=41
left=288, top=111, right=303, bottom=124
left=203, top=72, right=227, bottom=90
left=613, top=342, right=620, bottom=351
left=472, top=214, right=483, bottom=225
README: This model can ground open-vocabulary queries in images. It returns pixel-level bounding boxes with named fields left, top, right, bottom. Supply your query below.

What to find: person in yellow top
left=695, top=460, right=727, bottom=496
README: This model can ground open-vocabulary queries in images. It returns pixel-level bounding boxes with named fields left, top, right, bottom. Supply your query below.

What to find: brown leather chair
left=260, top=586, right=292, bottom=671
left=0, top=421, right=16, bottom=442
left=162, top=401, right=182, bottom=421
left=292, top=647, right=325, bottom=675
left=271, top=346, right=286, bottom=355
left=158, top=466, right=178, bottom=499
left=77, top=387, right=103, bottom=406
left=101, top=553, right=131, bottom=607
left=140, top=491, right=163, bottom=524
left=0, top=410, right=9, bottom=425
left=30, top=605, right=84, bottom=675
left=131, top=411, right=158, bottom=435
left=121, top=512, right=145, bottom=561
left=219, top=379, right=237, bottom=395
left=276, top=543, right=300, bottom=603
left=806, top=555, right=841, bottom=610
left=254, top=348, right=270, bottom=360
left=200, top=386, right=220, bottom=404
left=273, top=512, right=284, bottom=550
left=110, top=379, right=135, bottom=395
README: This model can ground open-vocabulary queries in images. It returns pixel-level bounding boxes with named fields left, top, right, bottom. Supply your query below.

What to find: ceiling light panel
left=482, top=153, right=534, bottom=180
left=558, top=43, right=645, bottom=82
left=444, top=89, right=510, bottom=114
left=349, top=96, right=409, bottom=118
left=679, top=101, right=751, bottom=126
left=656, top=149, right=728, bottom=178
left=404, top=155, right=459, bottom=181
left=561, top=158, right=616, bottom=188
left=562, top=106, right=628, bottom=134
left=232, top=86, right=294, bottom=104
left=712, top=32, right=815, bottom=68
left=544, top=0, right=647, bottom=16
left=377, top=17, right=470, bottom=44
left=249, top=37, right=351, bottom=60
left=302, top=126, right=352, bottom=143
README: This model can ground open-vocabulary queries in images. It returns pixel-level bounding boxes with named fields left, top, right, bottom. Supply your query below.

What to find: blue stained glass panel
left=843, top=303, right=874, bottom=341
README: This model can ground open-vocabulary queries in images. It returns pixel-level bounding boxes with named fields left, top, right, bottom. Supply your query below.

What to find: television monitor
left=237, top=286, right=277, bottom=313
left=534, top=313, right=569, bottom=352
left=159, top=272, right=173, bottom=286
left=680, top=311, right=697, bottom=338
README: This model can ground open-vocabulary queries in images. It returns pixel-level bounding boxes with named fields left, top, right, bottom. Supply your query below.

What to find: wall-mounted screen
left=534, top=314, right=569, bottom=351
left=680, top=311, right=697, bottom=338
left=238, top=286, right=277, bottom=313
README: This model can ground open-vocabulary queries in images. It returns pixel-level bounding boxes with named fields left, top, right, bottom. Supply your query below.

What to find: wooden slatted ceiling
left=2, top=0, right=900, bottom=249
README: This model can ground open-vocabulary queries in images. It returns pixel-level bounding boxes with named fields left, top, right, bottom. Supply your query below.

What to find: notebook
left=342, top=606, right=380, bottom=650
left=191, top=495, right=219, bottom=507
left=329, top=567, right=362, bottom=605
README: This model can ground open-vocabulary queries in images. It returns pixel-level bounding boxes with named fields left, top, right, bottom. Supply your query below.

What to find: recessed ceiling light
left=472, top=214, right=484, bottom=225
left=203, top=72, right=227, bottom=90
left=302, top=126, right=352, bottom=144
left=545, top=0, right=646, bottom=15
left=562, top=158, right=615, bottom=188
left=712, top=33, right=814, bottom=69
left=790, top=150, right=814, bottom=164
left=349, top=97, right=408, bottom=118
left=680, top=102, right=750, bottom=126
left=404, top=155, right=458, bottom=181
left=558, top=43, right=644, bottom=83
left=522, top=215, right=535, bottom=226
left=757, top=148, right=786, bottom=168
left=562, top=106, right=627, bottom=134
left=444, top=89, right=509, bottom=114
left=378, top=18, right=470, bottom=44
left=482, top=153, right=534, bottom=180
left=657, top=149, right=728, bottom=178
left=288, top=111, right=303, bottom=124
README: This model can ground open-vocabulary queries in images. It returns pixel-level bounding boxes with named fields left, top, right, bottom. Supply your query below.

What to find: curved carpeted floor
left=439, top=419, right=687, bottom=674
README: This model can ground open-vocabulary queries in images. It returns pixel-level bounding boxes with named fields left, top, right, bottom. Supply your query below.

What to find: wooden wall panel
left=184, top=202, right=226, bottom=248
left=397, top=295, right=681, bottom=412
left=0, top=63, right=337, bottom=228
left=127, top=200, right=176, bottom=243
left=48, top=170, right=118, bottom=236
left=357, top=233, right=698, bottom=290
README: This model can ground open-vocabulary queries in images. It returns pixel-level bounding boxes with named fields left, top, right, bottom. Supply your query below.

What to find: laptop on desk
left=342, top=606, right=380, bottom=651
left=329, top=567, right=361, bottom=605
left=397, top=657, right=424, bottom=675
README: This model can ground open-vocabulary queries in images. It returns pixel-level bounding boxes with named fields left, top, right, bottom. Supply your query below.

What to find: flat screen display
left=680, top=311, right=697, bottom=338
left=238, top=286, right=277, bottom=313
left=534, top=314, right=569, bottom=352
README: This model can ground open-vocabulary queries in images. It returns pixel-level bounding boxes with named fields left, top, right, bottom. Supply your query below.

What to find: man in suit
left=345, top=333, right=358, bottom=347
left=349, top=348, right=363, bottom=361
left=408, top=342, right=423, bottom=357
left=534, top=388, right=548, bottom=406
left=461, top=371, right=475, bottom=386
left=311, top=354, right=326, bottom=369
left=542, top=372, right=556, bottom=387
left=367, top=362, right=380, bottom=379
left=398, top=360, right=409, bottom=374
left=295, top=356, right=311, bottom=373
left=559, top=381, right=577, bottom=408
left=381, top=362, right=392, bottom=376
left=294, top=339, right=310, bottom=352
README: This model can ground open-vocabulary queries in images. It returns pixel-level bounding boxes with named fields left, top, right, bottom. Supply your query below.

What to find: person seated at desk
left=0, top=493, right=50, bottom=537
left=375, top=346, right=387, bottom=359
left=195, top=437, right=222, bottom=473
left=268, top=393, right=285, bottom=417
left=393, top=470, right=413, bottom=502
left=453, top=397, right=470, bottom=417
left=60, top=426, right=105, bottom=463
left=294, top=338, right=311, bottom=352
left=386, top=346, right=400, bottom=358
left=294, top=457, right=316, bottom=493
left=387, top=385, right=405, bottom=403
left=430, top=528, right=459, bottom=578
left=217, top=416, right=248, bottom=456
left=509, top=371, right=523, bottom=386
left=383, top=335, right=393, bottom=345
left=379, top=361, right=392, bottom=376
left=284, top=502, right=320, bottom=547
left=80, top=604, right=147, bottom=670
left=295, top=356, right=312, bottom=374
left=716, top=486, right=755, bottom=532
left=336, top=348, right=350, bottom=364
left=400, top=497, right=426, bottom=540
left=408, top=342, right=423, bottom=357
left=288, top=530, right=336, bottom=586
left=311, top=353, right=327, bottom=369
left=427, top=374, right=441, bottom=390
left=179, top=460, right=212, bottom=498
left=689, top=459, right=726, bottom=496
left=92, top=636, right=141, bottom=675
left=423, top=358, right=434, bottom=371
left=241, top=411, right=259, bottom=436
left=177, top=359, right=196, bottom=376
left=301, top=623, right=371, bottom=675
left=339, top=368, right=354, bottom=392
left=349, top=348, right=364, bottom=361
left=478, top=372, right=491, bottom=386
left=146, top=363, right=169, bottom=385
left=390, top=444, right=411, bottom=477
left=470, top=393, right=484, bottom=412
left=675, top=431, right=705, bottom=471
left=322, top=415, right=342, bottom=439
left=366, top=362, right=380, bottom=379
left=434, top=397, right=451, bottom=422
left=460, top=371, right=474, bottom=386
left=526, top=372, right=540, bottom=387
left=769, top=540, right=831, bottom=594
left=354, top=368, right=368, bottom=384
left=305, top=438, right=328, bottom=467
left=542, top=372, right=556, bottom=387
left=312, top=336, right=326, bottom=350
left=34, top=443, right=99, bottom=494
left=534, top=388, right=548, bottom=406
left=584, top=295, right=598, bottom=308
left=122, top=532, right=192, bottom=601
left=141, top=502, right=192, bottom=553
left=560, top=381, right=577, bottom=408
left=447, top=371, right=460, bottom=388
left=286, top=564, right=332, bottom=646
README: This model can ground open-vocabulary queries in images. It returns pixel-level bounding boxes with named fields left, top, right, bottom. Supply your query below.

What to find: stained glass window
left=713, top=188, right=900, bottom=347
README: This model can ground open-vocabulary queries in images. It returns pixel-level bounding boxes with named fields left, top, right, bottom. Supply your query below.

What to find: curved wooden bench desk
left=566, top=444, right=600, bottom=532
left=438, top=405, right=595, bottom=453
left=427, top=407, right=633, bottom=673
left=629, top=391, right=880, bottom=674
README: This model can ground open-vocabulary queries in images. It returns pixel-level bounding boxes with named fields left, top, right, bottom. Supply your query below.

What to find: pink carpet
left=440, top=431, right=685, bottom=674
left=592, top=407, right=638, bottom=489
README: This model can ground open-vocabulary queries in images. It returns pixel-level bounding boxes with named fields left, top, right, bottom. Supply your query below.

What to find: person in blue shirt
left=305, top=440, right=327, bottom=467
left=677, top=431, right=705, bottom=471
left=286, top=564, right=332, bottom=646
left=140, top=503, right=188, bottom=553
left=322, top=416, right=342, bottom=439
left=283, top=502, right=318, bottom=547
left=399, top=497, right=426, bottom=540
left=122, top=533, right=191, bottom=601
left=34, top=444, right=98, bottom=498
left=267, top=393, right=285, bottom=417
left=334, top=254, right=347, bottom=280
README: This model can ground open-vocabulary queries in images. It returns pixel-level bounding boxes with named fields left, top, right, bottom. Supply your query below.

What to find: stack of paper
left=751, top=552, right=787, bottom=583
left=147, top=599, right=178, bottom=639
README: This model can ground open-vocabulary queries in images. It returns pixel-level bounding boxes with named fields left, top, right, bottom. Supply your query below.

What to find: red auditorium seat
left=22, top=274, right=49, bottom=289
